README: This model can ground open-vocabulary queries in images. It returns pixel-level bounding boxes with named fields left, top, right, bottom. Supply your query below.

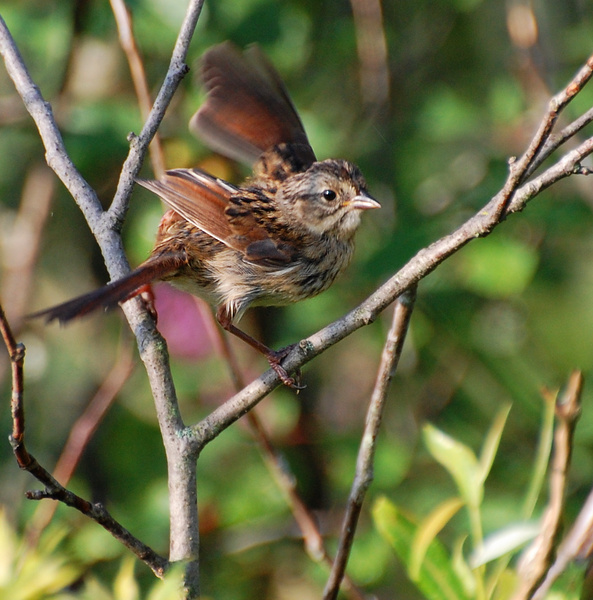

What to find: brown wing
left=137, top=169, right=296, bottom=266
left=137, top=169, right=236, bottom=246
left=190, top=42, right=316, bottom=167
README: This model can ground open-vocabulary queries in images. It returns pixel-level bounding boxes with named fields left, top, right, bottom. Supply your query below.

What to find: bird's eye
left=322, top=189, right=337, bottom=201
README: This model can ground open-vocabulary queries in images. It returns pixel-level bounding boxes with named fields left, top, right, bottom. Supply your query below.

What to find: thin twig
left=187, top=120, right=593, bottom=452
left=110, top=0, right=166, bottom=178
left=5, top=6, right=593, bottom=597
left=106, top=0, right=206, bottom=228
left=0, top=303, right=168, bottom=577
left=5, top=0, right=593, bottom=476
left=494, top=53, right=593, bottom=218
left=1, top=7, right=204, bottom=595
left=524, top=106, right=593, bottom=179
left=2, top=305, right=26, bottom=451
left=518, top=371, right=584, bottom=600
left=215, top=322, right=367, bottom=600
left=323, top=288, right=417, bottom=600
left=190, top=137, right=593, bottom=451
left=108, top=6, right=206, bottom=595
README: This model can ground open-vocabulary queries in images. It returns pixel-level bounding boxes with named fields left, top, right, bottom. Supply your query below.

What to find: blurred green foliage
left=2, top=0, right=593, bottom=598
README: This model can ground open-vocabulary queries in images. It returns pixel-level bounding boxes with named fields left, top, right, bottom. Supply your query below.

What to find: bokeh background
left=2, top=0, right=593, bottom=598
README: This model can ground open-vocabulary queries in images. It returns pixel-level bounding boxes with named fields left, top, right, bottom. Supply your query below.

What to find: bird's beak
left=347, top=194, right=381, bottom=210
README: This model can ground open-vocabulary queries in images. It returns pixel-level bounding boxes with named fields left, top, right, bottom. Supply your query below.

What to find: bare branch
left=4, top=3, right=593, bottom=596
left=190, top=126, right=593, bottom=449
left=525, top=106, right=593, bottom=179
left=106, top=0, right=206, bottom=227
left=501, top=54, right=593, bottom=205
left=189, top=52, right=593, bottom=465
left=323, top=288, right=417, bottom=600
left=1, top=5, right=205, bottom=594
left=0, top=303, right=169, bottom=578
left=517, top=371, right=583, bottom=600
left=109, top=0, right=166, bottom=178
left=0, top=15, right=103, bottom=233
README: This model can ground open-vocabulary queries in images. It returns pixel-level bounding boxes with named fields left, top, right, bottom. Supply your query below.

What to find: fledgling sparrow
left=32, top=42, right=380, bottom=387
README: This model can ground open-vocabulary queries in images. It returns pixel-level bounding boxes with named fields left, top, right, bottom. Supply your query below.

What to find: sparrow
left=32, top=42, right=380, bottom=387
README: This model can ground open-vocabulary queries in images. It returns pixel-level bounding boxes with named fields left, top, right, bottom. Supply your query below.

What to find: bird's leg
left=136, top=284, right=158, bottom=321
left=216, top=307, right=303, bottom=389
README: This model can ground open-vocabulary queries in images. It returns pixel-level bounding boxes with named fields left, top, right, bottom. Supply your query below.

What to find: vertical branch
left=350, top=0, right=390, bottom=110
left=215, top=324, right=367, bottom=599
left=1, top=5, right=206, bottom=595
left=516, top=371, right=583, bottom=600
left=323, top=288, right=417, bottom=600
left=106, top=0, right=206, bottom=226
left=1, top=304, right=27, bottom=463
left=104, top=3, right=205, bottom=592
left=109, top=0, right=166, bottom=178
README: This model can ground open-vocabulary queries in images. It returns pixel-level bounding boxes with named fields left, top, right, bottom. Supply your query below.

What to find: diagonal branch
left=4, top=5, right=593, bottom=597
left=323, top=288, right=417, bottom=600
left=0, top=304, right=169, bottom=578
left=188, top=54, right=593, bottom=447
left=524, top=106, right=593, bottom=179
left=106, top=0, right=205, bottom=229
left=494, top=53, right=593, bottom=217
left=191, top=134, right=593, bottom=451
left=110, top=0, right=166, bottom=178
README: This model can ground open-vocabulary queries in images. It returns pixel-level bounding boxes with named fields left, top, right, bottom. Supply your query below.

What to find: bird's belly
left=231, top=249, right=352, bottom=309
left=168, top=242, right=354, bottom=322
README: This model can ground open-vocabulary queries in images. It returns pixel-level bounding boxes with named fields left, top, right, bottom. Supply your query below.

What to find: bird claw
left=267, top=345, right=305, bottom=390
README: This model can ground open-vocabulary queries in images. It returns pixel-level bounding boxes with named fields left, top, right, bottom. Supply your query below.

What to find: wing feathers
left=137, top=169, right=236, bottom=246
left=190, top=42, right=313, bottom=165
left=137, top=168, right=297, bottom=266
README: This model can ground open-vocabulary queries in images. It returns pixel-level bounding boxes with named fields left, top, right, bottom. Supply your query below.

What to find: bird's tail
left=29, top=254, right=185, bottom=324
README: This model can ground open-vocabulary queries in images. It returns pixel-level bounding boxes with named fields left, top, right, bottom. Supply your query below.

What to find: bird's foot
left=267, top=345, right=305, bottom=390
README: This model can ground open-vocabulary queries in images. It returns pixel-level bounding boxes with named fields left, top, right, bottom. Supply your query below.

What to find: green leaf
left=477, top=404, right=512, bottom=485
left=452, top=537, right=476, bottom=597
left=522, top=393, right=556, bottom=518
left=114, top=556, right=139, bottom=600
left=423, top=424, right=482, bottom=508
left=373, top=496, right=471, bottom=600
left=410, top=497, right=464, bottom=580
left=78, top=577, right=113, bottom=600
